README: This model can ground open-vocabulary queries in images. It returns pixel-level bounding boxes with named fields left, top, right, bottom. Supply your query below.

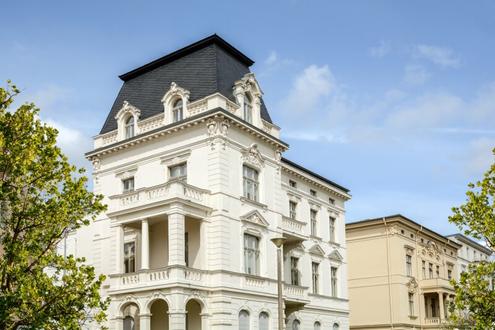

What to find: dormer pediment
left=240, top=210, right=269, bottom=228
left=309, top=244, right=325, bottom=257
left=115, top=101, right=141, bottom=121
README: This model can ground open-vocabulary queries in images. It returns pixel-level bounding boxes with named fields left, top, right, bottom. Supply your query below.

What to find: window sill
left=408, top=315, right=418, bottom=320
left=240, top=197, right=268, bottom=210
left=328, top=240, right=340, bottom=247
left=310, top=235, right=322, bottom=241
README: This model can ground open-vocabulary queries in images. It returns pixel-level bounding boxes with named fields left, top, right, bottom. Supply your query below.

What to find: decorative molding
left=206, top=118, right=230, bottom=150
left=115, top=167, right=137, bottom=180
left=309, top=244, right=326, bottom=257
left=386, top=225, right=400, bottom=236
left=328, top=249, right=343, bottom=262
left=407, top=278, right=418, bottom=293
left=92, top=157, right=101, bottom=171
left=241, top=143, right=264, bottom=168
left=240, top=210, right=269, bottom=228
left=162, top=82, right=190, bottom=124
left=115, top=101, right=141, bottom=122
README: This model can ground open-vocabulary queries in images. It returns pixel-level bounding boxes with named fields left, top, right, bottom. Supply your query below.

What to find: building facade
left=73, top=35, right=351, bottom=330
left=346, top=215, right=461, bottom=330
left=445, top=233, right=492, bottom=277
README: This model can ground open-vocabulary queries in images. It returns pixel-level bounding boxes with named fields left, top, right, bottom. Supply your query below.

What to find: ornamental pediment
left=328, top=249, right=343, bottom=262
left=240, top=210, right=269, bottom=228
left=241, top=143, right=264, bottom=168
left=309, top=244, right=325, bottom=257
left=115, top=101, right=141, bottom=121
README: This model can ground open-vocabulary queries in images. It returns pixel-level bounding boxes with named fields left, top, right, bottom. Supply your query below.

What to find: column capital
left=168, top=310, right=187, bottom=315
left=139, top=313, right=152, bottom=318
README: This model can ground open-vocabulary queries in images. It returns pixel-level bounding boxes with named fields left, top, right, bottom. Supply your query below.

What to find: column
left=115, top=224, right=124, bottom=273
left=141, top=219, right=150, bottom=270
left=438, top=292, right=445, bottom=320
left=139, top=313, right=151, bottom=330
left=169, top=311, right=186, bottom=330
left=420, top=293, right=426, bottom=322
left=200, top=312, right=209, bottom=330
left=168, top=212, right=186, bottom=266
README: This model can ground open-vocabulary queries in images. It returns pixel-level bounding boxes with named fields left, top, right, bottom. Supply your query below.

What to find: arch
left=123, top=315, right=135, bottom=330
left=186, top=299, right=202, bottom=330
left=333, top=322, right=340, bottom=330
left=120, top=301, right=140, bottom=330
left=115, top=101, right=141, bottom=140
left=172, top=98, right=183, bottom=122
left=118, top=299, right=142, bottom=317
left=243, top=93, right=253, bottom=123
left=125, top=115, right=135, bottom=138
left=258, top=311, right=269, bottom=330
left=314, top=321, right=321, bottom=330
left=145, top=296, right=171, bottom=315
left=291, top=319, right=301, bottom=330
left=150, top=298, right=169, bottom=330
left=161, top=82, right=190, bottom=124
left=239, top=309, right=250, bottom=330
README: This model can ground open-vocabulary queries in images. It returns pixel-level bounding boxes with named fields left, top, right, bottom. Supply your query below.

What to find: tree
left=0, top=81, right=108, bottom=330
left=448, top=147, right=495, bottom=329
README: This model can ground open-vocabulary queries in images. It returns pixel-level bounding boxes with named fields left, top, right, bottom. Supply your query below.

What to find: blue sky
left=2, top=1, right=495, bottom=235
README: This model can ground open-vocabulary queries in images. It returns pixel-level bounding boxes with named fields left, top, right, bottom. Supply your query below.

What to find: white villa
left=73, top=35, right=351, bottom=330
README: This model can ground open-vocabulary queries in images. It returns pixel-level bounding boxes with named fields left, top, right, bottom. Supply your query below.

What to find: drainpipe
left=383, top=217, right=394, bottom=329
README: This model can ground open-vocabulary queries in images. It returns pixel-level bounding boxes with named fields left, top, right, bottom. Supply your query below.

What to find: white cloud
left=464, top=138, right=495, bottom=175
left=284, top=64, right=335, bottom=113
left=283, top=130, right=348, bottom=144
left=403, top=64, right=431, bottom=85
left=369, top=40, right=391, bottom=58
left=45, top=119, right=92, bottom=171
left=265, top=51, right=278, bottom=66
left=413, top=44, right=460, bottom=68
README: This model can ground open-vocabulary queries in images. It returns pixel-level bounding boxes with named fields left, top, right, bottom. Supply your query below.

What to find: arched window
left=314, top=321, right=321, bottom=330
left=243, top=94, right=252, bottom=123
left=172, top=99, right=183, bottom=122
left=239, top=310, right=250, bottom=330
left=259, top=312, right=269, bottom=330
left=125, top=116, right=134, bottom=138
left=123, top=316, right=135, bottom=330
left=333, top=323, right=340, bottom=330
left=292, top=319, right=301, bottom=330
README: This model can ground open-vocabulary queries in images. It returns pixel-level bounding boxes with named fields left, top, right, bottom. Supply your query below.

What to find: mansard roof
left=100, top=34, right=272, bottom=134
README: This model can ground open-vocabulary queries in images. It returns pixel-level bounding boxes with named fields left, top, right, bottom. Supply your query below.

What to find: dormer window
left=243, top=94, right=252, bottom=123
left=172, top=99, right=183, bottom=122
left=125, top=116, right=134, bottom=138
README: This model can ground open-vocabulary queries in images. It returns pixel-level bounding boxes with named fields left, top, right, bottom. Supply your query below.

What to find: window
left=244, top=234, right=259, bottom=275
left=331, top=266, right=338, bottom=297
left=329, top=217, right=336, bottom=242
left=314, top=321, right=321, bottom=330
left=289, top=201, right=297, bottom=219
left=184, top=232, right=189, bottom=266
left=406, top=255, right=412, bottom=276
left=408, top=293, right=415, bottom=316
left=123, top=316, right=135, bottom=330
left=312, top=262, right=319, bottom=294
left=170, top=163, right=187, bottom=180
left=243, top=94, right=252, bottom=123
left=292, top=319, right=301, bottom=330
left=310, top=189, right=317, bottom=197
left=422, top=260, right=426, bottom=279
left=239, top=310, right=250, bottom=330
left=447, top=268, right=452, bottom=280
left=436, top=265, right=440, bottom=278
left=290, top=257, right=300, bottom=285
left=125, top=116, right=134, bottom=139
left=172, top=99, right=183, bottom=122
left=124, top=242, right=135, bottom=273
left=289, top=180, right=297, bottom=188
left=243, top=165, right=259, bottom=201
left=429, top=263, right=433, bottom=279
left=122, top=177, right=135, bottom=193
left=259, top=312, right=269, bottom=330
left=333, top=323, right=340, bottom=330
left=310, top=209, right=318, bottom=236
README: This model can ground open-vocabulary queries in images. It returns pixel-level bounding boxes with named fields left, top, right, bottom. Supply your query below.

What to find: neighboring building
left=346, top=215, right=461, bottom=330
left=73, top=35, right=351, bottom=330
left=445, top=233, right=493, bottom=277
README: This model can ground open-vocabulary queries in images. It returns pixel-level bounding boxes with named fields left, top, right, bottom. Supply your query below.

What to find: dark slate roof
left=100, top=34, right=272, bottom=134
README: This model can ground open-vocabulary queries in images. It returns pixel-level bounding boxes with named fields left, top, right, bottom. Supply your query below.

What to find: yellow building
left=346, top=215, right=461, bottom=330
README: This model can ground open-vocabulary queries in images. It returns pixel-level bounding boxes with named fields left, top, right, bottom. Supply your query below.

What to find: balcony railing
left=108, top=181, right=209, bottom=213
left=424, top=317, right=441, bottom=324
left=281, top=216, right=306, bottom=234
left=420, top=277, right=453, bottom=291
left=109, top=266, right=207, bottom=291
left=284, top=283, right=308, bottom=299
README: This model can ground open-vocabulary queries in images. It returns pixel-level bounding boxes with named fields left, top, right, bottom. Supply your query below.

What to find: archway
left=121, top=302, right=140, bottom=330
left=150, top=299, right=169, bottom=330
left=186, top=299, right=202, bottom=330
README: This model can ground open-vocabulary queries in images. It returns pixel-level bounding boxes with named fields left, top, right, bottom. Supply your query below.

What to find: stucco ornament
left=386, top=225, right=400, bottom=235
left=92, top=157, right=101, bottom=171
left=206, top=118, right=230, bottom=150
left=161, top=82, right=190, bottom=123
left=115, top=101, right=141, bottom=122
left=241, top=143, right=264, bottom=168
left=407, top=278, right=418, bottom=293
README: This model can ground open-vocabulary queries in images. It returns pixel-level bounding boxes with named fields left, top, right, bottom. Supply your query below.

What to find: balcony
left=109, top=266, right=208, bottom=292
left=424, top=317, right=441, bottom=325
left=108, top=180, right=210, bottom=215
left=281, top=216, right=306, bottom=242
left=420, top=277, right=454, bottom=292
